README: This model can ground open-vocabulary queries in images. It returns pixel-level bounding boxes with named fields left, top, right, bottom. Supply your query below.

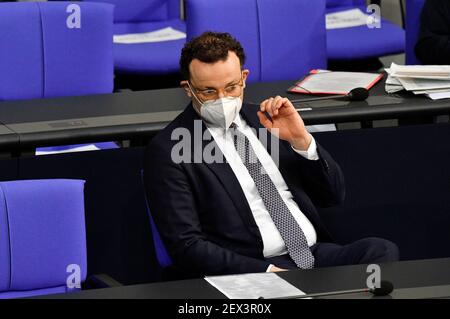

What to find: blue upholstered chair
left=185, top=0, right=327, bottom=83
left=0, top=2, right=118, bottom=153
left=140, top=170, right=172, bottom=269
left=326, top=0, right=405, bottom=61
left=405, top=0, right=425, bottom=65
left=147, top=205, right=173, bottom=269
left=83, top=0, right=185, bottom=75
left=0, top=1, right=114, bottom=100
left=0, top=179, right=87, bottom=298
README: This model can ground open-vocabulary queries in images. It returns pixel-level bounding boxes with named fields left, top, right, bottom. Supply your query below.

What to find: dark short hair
left=179, top=31, right=246, bottom=80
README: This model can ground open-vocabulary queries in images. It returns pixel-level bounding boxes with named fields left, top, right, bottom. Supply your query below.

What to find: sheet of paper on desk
left=326, top=9, right=369, bottom=29
left=385, top=73, right=401, bottom=86
left=396, top=77, right=450, bottom=91
left=385, top=73, right=404, bottom=93
left=426, top=91, right=450, bottom=100
left=291, top=71, right=383, bottom=95
left=412, top=88, right=450, bottom=94
left=204, top=272, right=305, bottom=299
left=389, top=63, right=450, bottom=79
left=113, top=27, right=186, bottom=44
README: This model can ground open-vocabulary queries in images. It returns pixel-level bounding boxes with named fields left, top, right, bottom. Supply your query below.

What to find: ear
left=242, top=69, right=250, bottom=87
left=180, top=80, right=192, bottom=97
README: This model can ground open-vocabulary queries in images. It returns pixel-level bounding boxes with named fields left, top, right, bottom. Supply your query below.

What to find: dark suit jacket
left=416, top=0, right=450, bottom=64
left=144, top=103, right=345, bottom=276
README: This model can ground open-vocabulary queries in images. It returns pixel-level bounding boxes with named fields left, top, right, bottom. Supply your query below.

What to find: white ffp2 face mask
left=199, top=97, right=242, bottom=129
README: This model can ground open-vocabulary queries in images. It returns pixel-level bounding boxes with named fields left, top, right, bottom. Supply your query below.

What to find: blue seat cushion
left=327, top=18, right=405, bottom=60
left=113, top=19, right=185, bottom=74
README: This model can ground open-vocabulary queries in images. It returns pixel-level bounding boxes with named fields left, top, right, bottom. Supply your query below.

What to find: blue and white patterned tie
left=230, top=123, right=315, bottom=269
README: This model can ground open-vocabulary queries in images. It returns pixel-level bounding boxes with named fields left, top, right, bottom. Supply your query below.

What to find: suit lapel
left=184, top=104, right=262, bottom=238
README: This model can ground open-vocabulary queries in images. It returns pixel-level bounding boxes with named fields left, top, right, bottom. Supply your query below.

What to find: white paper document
left=427, top=91, right=450, bottom=100
left=113, top=27, right=186, bottom=44
left=385, top=73, right=401, bottom=86
left=385, top=84, right=404, bottom=94
left=389, top=63, right=450, bottom=80
left=385, top=72, right=404, bottom=93
left=396, top=77, right=450, bottom=91
left=204, top=272, right=305, bottom=299
left=291, top=71, right=382, bottom=95
left=326, top=9, right=369, bottom=30
left=413, top=88, right=450, bottom=95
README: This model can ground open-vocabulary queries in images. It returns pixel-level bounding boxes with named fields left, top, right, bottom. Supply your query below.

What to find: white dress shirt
left=206, top=114, right=319, bottom=265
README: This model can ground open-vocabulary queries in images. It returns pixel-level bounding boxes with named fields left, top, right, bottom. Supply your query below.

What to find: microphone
left=260, top=280, right=394, bottom=299
left=291, top=87, right=370, bottom=106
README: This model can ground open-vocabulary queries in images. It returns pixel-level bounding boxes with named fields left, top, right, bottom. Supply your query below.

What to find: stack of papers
left=385, top=63, right=450, bottom=100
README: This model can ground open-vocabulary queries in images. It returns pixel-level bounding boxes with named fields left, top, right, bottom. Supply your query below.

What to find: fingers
left=260, top=96, right=290, bottom=117
left=257, top=111, right=273, bottom=131
left=260, top=98, right=272, bottom=114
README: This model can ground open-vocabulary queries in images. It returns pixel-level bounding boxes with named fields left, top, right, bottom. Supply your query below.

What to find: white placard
left=326, top=9, right=369, bottom=30
left=205, top=272, right=305, bottom=299
left=113, top=27, right=186, bottom=44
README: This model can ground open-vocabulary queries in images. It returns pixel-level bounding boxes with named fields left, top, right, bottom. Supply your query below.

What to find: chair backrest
left=185, top=0, right=327, bottom=83
left=147, top=205, right=173, bottom=268
left=140, top=171, right=172, bottom=268
left=0, top=2, right=114, bottom=101
left=326, top=0, right=365, bottom=9
left=83, top=0, right=181, bottom=22
left=406, top=0, right=425, bottom=65
left=0, top=179, right=86, bottom=299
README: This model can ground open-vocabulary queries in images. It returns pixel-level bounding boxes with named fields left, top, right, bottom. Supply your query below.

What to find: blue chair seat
left=327, top=19, right=405, bottom=60
left=113, top=19, right=186, bottom=74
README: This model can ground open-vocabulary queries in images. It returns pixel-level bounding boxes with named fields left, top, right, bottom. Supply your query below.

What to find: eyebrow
left=198, top=78, right=241, bottom=90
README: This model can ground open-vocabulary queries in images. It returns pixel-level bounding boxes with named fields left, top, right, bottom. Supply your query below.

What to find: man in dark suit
left=144, top=31, right=399, bottom=277
left=416, top=0, right=450, bottom=64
